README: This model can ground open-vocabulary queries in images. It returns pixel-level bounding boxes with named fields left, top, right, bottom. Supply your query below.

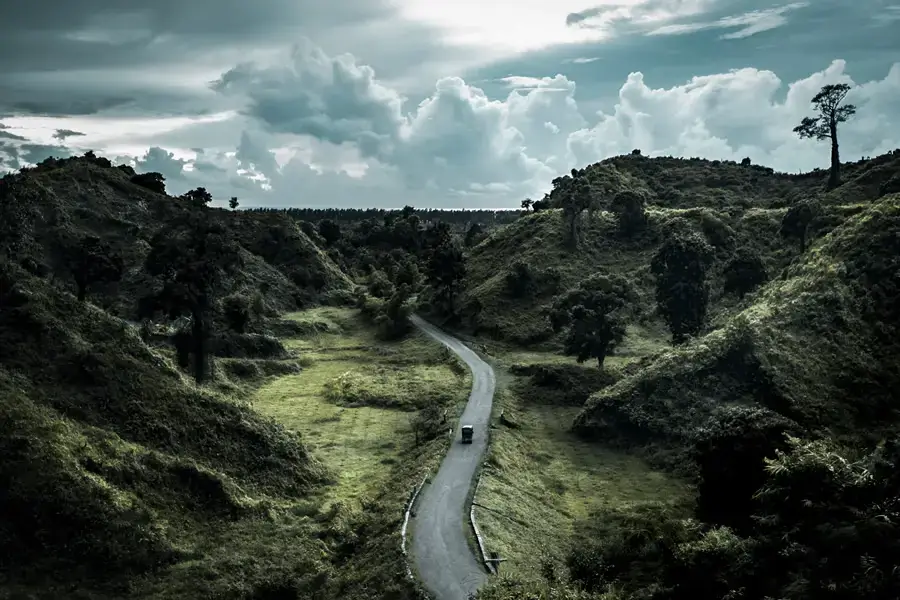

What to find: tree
left=425, top=229, right=466, bottom=315
left=505, top=260, right=535, bottom=298
left=229, top=196, right=239, bottom=210
left=793, top=83, right=857, bottom=190
left=609, top=190, right=648, bottom=236
left=780, top=201, right=817, bottom=253
left=375, top=284, right=415, bottom=340
left=130, top=172, right=166, bottom=194
left=549, top=273, right=635, bottom=368
left=318, top=219, right=341, bottom=246
left=221, top=294, right=252, bottom=333
left=723, top=249, right=768, bottom=299
left=562, top=180, right=592, bottom=247
left=182, top=187, right=213, bottom=208
left=521, top=198, right=534, bottom=212
left=651, top=233, right=714, bottom=345
left=141, top=209, right=243, bottom=383
left=58, top=234, right=124, bottom=302
left=464, top=221, right=484, bottom=247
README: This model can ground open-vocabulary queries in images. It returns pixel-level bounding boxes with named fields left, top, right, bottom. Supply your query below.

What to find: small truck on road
left=460, top=425, right=474, bottom=444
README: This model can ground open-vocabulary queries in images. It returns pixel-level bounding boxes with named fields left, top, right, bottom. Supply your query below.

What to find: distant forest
left=245, top=206, right=522, bottom=227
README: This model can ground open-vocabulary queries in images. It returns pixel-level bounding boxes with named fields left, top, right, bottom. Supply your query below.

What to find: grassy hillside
left=0, top=265, right=331, bottom=599
left=461, top=150, right=900, bottom=345
left=476, top=192, right=900, bottom=600
left=3, top=154, right=352, bottom=318
left=574, top=192, right=900, bottom=458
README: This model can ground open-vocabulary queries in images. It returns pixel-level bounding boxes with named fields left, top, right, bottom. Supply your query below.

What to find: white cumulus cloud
left=2, top=41, right=898, bottom=209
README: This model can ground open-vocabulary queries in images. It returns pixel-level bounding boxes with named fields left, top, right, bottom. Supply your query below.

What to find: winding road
left=410, top=315, right=495, bottom=600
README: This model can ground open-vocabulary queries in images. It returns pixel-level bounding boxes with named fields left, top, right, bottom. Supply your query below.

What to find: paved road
left=410, top=315, right=495, bottom=600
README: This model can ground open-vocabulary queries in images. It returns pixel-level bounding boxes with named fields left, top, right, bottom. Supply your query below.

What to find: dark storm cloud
left=53, top=129, right=87, bottom=140
left=0, top=130, right=28, bottom=141
left=0, top=0, right=463, bottom=117
left=213, top=42, right=405, bottom=157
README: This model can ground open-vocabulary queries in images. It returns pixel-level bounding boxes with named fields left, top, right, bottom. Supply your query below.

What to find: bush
left=723, top=249, right=768, bottom=299
left=609, top=190, right=649, bottom=236
left=130, top=172, right=166, bottom=194
left=505, top=260, right=535, bottom=298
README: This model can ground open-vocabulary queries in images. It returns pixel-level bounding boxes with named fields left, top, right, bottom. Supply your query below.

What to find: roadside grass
left=477, top=387, right=693, bottom=580
left=253, top=307, right=471, bottom=510
left=472, top=324, right=692, bottom=581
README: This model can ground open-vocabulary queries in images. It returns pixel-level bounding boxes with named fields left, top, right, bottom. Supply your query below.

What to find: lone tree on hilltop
left=130, top=172, right=166, bottom=194
left=793, top=83, right=857, bottom=190
left=651, top=233, right=714, bottom=345
left=229, top=196, right=239, bottom=210
left=182, top=187, right=213, bottom=208
left=549, top=273, right=636, bottom=369
left=141, top=208, right=243, bottom=383
left=57, top=234, right=124, bottom=302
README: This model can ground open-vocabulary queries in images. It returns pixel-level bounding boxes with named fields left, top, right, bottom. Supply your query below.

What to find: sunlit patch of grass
left=253, top=307, right=470, bottom=510
left=477, top=391, right=693, bottom=579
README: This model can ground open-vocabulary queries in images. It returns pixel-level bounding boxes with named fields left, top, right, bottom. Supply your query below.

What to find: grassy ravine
left=471, top=334, right=693, bottom=583
left=250, top=307, right=472, bottom=598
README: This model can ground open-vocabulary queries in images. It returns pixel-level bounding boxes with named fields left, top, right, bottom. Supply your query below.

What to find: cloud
left=566, top=0, right=712, bottom=33
left=648, top=2, right=809, bottom=39
left=4, top=40, right=899, bottom=211
left=0, top=130, right=28, bottom=141
left=212, top=40, right=407, bottom=158
left=53, top=129, right=86, bottom=140
left=565, top=57, right=602, bottom=64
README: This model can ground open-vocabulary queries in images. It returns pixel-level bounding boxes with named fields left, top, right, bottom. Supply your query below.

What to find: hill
left=574, top=192, right=900, bottom=455
left=2, top=153, right=352, bottom=319
left=0, top=154, right=363, bottom=598
left=460, top=150, right=900, bottom=344
left=0, top=263, right=332, bottom=598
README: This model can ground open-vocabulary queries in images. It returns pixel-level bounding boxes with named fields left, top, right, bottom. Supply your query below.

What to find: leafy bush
left=130, top=172, right=166, bottom=194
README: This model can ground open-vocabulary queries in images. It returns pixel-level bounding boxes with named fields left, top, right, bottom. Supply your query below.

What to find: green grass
left=253, top=306, right=471, bottom=509
left=463, top=319, right=690, bottom=581
left=476, top=379, right=693, bottom=580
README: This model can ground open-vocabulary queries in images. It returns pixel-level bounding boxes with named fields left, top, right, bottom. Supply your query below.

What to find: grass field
left=473, top=327, right=692, bottom=579
left=253, top=307, right=471, bottom=509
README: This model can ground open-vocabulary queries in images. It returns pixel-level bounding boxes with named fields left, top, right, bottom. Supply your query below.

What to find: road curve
left=410, top=315, right=495, bottom=600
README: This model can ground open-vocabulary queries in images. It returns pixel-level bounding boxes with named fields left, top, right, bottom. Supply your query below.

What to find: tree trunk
left=597, top=355, right=605, bottom=369
left=191, top=308, right=207, bottom=384
left=828, top=122, right=841, bottom=190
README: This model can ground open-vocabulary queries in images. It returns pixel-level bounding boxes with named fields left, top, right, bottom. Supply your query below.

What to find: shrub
left=130, top=172, right=166, bottom=194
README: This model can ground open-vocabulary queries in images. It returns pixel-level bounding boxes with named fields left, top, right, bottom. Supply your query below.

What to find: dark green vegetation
left=456, top=135, right=900, bottom=599
left=0, top=154, right=455, bottom=599
left=2, top=106, right=900, bottom=600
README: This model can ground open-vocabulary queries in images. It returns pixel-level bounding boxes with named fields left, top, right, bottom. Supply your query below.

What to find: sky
left=0, top=0, right=898, bottom=209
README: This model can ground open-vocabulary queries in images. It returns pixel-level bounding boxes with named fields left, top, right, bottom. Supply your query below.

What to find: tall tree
left=651, top=233, right=714, bottom=345
left=142, top=209, right=243, bottom=383
left=562, top=179, right=592, bottom=247
left=549, top=273, right=635, bottom=369
left=425, top=226, right=466, bottom=316
left=229, top=196, right=239, bottom=210
left=58, top=234, right=124, bottom=302
left=793, top=83, right=857, bottom=190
